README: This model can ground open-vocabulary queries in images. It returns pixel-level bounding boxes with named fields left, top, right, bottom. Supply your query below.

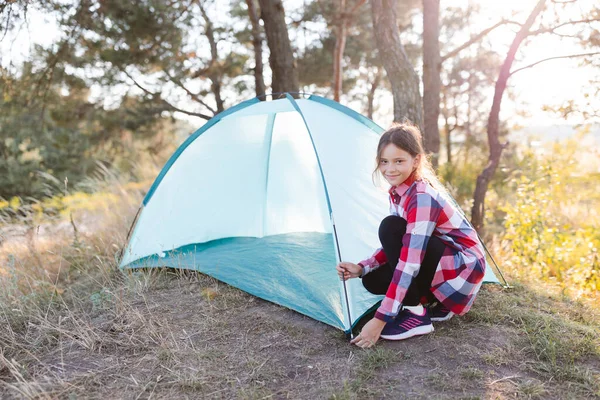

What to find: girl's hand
left=336, top=262, right=363, bottom=281
left=350, top=318, right=386, bottom=348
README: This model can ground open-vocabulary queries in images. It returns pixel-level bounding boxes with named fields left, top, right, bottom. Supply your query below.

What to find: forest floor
left=0, top=210, right=599, bottom=399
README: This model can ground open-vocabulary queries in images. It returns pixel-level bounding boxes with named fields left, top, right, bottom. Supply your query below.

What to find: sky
left=469, top=0, right=598, bottom=127
left=1, top=0, right=598, bottom=130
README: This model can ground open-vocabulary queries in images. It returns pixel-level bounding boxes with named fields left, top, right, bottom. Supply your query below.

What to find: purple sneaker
left=380, top=307, right=434, bottom=341
left=428, top=302, right=454, bottom=322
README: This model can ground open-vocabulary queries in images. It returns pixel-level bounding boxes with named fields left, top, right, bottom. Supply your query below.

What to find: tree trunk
left=367, top=66, right=382, bottom=119
left=422, top=0, right=441, bottom=167
left=332, top=0, right=366, bottom=102
left=465, top=72, right=472, bottom=165
left=445, top=122, right=452, bottom=165
left=199, top=2, right=224, bottom=113
left=440, top=89, right=453, bottom=165
left=332, top=0, right=347, bottom=102
left=258, top=0, right=299, bottom=94
left=471, top=0, right=547, bottom=232
left=246, top=0, right=266, bottom=99
left=371, top=0, right=422, bottom=127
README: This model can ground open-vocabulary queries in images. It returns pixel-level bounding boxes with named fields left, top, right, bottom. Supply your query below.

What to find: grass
left=0, top=174, right=599, bottom=399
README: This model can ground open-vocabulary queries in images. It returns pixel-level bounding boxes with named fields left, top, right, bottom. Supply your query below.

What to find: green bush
left=500, top=134, right=600, bottom=295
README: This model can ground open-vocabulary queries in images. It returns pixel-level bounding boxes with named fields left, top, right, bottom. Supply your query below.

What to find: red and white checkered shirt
left=359, top=176, right=486, bottom=322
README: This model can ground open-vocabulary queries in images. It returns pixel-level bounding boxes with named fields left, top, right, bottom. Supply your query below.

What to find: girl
left=336, top=124, right=486, bottom=348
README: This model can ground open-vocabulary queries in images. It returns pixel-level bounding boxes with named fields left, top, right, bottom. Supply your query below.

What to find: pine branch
left=123, top=70, right=212, bottom=120
left=165, top=71, right=216, bottom=114
left=348, top=0, right=366, bottom=16
left=509, top=52, right=600, bottom=76
left=529, top=19, right=600, bottom=36
left=441, top=20, right=521, bottom=62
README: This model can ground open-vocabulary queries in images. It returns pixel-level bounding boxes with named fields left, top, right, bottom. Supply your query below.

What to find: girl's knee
left=378, top=215, right=407, bottom=241
left=361, top=275, right=387, bottom=295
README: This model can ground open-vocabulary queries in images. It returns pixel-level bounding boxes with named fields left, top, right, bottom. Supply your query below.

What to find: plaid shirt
left=359, top=176, right=486, bottom=322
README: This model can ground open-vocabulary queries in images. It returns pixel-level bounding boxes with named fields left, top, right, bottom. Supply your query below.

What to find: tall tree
left=371, top=0, right=422, bottom=126
left=440, top=49, right=500, bottom=167
left=332, top=0, right=366, bottom=101
left=258, top=0, right=299, bottom=94
left=39, top=0, right=258, bottom=121
left=422, top=0, right=441, bottom=166
left=293, top=1, right=387, bottom=115
left=245, top=0, right=266, bottom=98
left=366, top=66, right=383, bottom=119
left=198, top=1, right=224, bottom=113
left=425, top=3, right=515, bottom=168
left=471, top=0, right=547, bottom=231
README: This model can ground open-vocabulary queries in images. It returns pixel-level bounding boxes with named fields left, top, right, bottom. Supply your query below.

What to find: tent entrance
left=125, top=232, right=348, bottom=330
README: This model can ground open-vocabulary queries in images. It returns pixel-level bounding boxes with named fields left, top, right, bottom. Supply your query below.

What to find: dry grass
left=0, top=175, right=599, bottom=399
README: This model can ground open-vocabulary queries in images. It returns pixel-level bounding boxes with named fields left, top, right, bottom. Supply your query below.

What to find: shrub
left=500, top=133, right=600, bottom=297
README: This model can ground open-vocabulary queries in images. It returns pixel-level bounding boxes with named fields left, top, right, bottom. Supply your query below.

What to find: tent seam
left=262, top=113, right=276, bottom=236
left=285, top=94, right=353, bottom=333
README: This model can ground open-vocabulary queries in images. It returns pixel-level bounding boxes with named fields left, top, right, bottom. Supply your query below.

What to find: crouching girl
left=336, top=124, right=486, bottom=348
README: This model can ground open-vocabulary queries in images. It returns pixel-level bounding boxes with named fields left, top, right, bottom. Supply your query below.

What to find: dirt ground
left=2, top=269, right=597, bottom=400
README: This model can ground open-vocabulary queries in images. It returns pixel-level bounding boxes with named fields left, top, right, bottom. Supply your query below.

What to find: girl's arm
left=336, top=262, right=363, bottom=280
left=357, top=247, right=388, bottom=276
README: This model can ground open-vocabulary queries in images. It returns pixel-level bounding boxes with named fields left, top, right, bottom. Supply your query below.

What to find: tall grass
left=0, top=163, right=148, bottom=332
left=0, top=160, right=172, bottom=397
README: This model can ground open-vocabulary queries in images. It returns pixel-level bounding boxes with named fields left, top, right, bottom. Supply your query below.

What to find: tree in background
left=0, top=59, right=178, bottom=199
left=471, top=0, right=547, bottom=231
left=422, top=0, right=441, bottom=167
left=437, top=4, right=509, bottom=169
left=471, top=0, right=600, bottom=230
left=258, top=0, right=299, bottom=94
left=198, top=0, right=225, bottom=113
left=0, top=0, right=205, bottom=197
left=2, top=0, right=599, bottom=214
left=370, top=0, right=422, bottom=127
left=440, top=49, right=501, bottom=167
left=244, top=0, right=266, bottom=98
left=50, top=0, right=255, bottom=120
left=423, top=2, right=517, bottom=168
left=295, top=0, right=381, bottom=108
left=331, top=0, right=365, bottom=102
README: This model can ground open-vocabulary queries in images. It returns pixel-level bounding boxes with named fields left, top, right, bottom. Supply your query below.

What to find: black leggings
left=362, top=215, right=445, bottom=306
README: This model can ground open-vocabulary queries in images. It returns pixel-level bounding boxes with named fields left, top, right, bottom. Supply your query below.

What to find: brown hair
left=373, top=123, right=449, bottom=197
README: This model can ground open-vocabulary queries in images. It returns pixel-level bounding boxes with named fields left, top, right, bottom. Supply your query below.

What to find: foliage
left=0, top=64, right=95, bottom=198
left=438, top=157, right=484, bottom=211
left=500, top=132, right=600, bottom=296
left=52, top=0, right=252, bottom=111
left=0, top=0, right=261, bottom=200
left=0, top=63, right=179, bottom=199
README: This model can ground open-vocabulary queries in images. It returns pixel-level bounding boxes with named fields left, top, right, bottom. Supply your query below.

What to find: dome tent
left=119, top=93, right=500, bottom=334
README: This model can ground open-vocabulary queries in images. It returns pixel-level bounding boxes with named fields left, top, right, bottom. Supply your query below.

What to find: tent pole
left=118, top=205, right=143, bottom=266
left=332, top=215, right=354, bottom=339
left=478, top=234, right=511, bottom=288
left=284, top=93, right=355, bottom=339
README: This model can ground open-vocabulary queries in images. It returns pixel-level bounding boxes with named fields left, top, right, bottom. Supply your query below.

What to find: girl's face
left=378, top=144, right=419, bottom=187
